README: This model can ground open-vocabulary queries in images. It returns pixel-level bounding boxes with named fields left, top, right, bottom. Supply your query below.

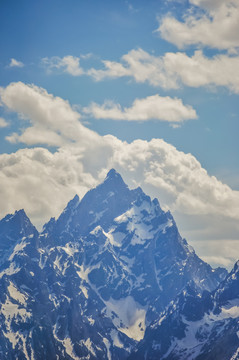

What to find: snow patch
left=63, top=243, right=79, bottom=257
left=62, top=337, right=80, bottom=360
left=8, top=241, right=29, bottom=261
left=0, top=262, right=21, bottom=279
left=104, top=229, right=125, bottom=247
left=53, top=320, right=80, bottom=360
left=8, top=282, right=27, bottom=305
left=105, top=296, right=146, bottom=341
left=103, top=337, right=112, bottom=360
left=110, top=329, right=124, bottom=348
left=80, top=285, right=88, bottom=299
left=1, top=298, right=31, bottom=321
left=90, top=225, right=103, bottom=235
left=83, top=338, right=96, bottom=357
left=221, top=304, right=239, bottom=318
left=115, top=204, right=157, bottom=246
left=53, top=253, right=69, bottom=275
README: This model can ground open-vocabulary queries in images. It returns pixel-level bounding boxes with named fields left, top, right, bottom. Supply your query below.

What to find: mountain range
left=0, top=169, right=238, bottom=359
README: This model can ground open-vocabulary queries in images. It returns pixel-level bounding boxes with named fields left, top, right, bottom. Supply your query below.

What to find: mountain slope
left=0, top=169, right=228, bottom=359
left=130, top=262, right=239, bottom=360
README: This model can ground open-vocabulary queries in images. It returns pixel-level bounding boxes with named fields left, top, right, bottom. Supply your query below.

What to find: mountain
left=129, top=262, right=239, bottom=360
left=0, top=169, right=228, bottom=359
left=0, top=209, right=38, bottom=265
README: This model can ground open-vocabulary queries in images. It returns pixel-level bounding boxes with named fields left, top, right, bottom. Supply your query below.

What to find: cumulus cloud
left=88, top=48, right=168, bottom=86
left=0, top=82, right=99, bottom=146
left=83, top=95, right=197, bottom=124
left=9, top=58, right=24, bottom=68
left=0, top=147, right=98, bottom=224
left=0, top=117, right=8, bottom=128
left=157, top=0, right=239, bottom=51
left=87, top=48, right=239, bottom=93
left=162, top=50, right=239, bottom=92
left=0, top=82, right=239, bottom=268
left=42, top=55, right=84, bottom=76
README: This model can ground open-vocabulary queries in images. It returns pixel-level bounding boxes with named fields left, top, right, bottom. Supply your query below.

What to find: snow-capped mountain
left=0, top=169, right=229, bottom=359
left=129, top=262, right=239, bottom=360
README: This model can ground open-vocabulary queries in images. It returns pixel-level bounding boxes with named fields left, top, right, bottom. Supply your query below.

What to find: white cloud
left=83, top=95, right=197, bottom=124
left=0, top=147, right=99, bottom=225
left=0, top=117, right=8, bottom=128
left=157, top=0, right=239, bottom=51
left=42, top=49, right=239, bottom=93
left=42, top=55, right=84, bottom=76
left=163, top=50, right=239, bottom=92
left=88, top=48, right=169, bottom=86
left=9, top=58, right=24, bottom=68
left=109, top=139, right=239, bottom=220
left=88, top=48, right=239, bottom=93
left=0, top=82, right=99, bottom=146
left=0, top=82, right=239, bottom=268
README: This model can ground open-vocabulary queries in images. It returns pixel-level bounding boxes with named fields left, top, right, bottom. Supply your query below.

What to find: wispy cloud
left=83, top=94, right=197, bottom=124
left=0, top=117, right=8, bottom=128
left=9, top=58, right=24, bottom=68
left=42, top=55, right=84, bottom=76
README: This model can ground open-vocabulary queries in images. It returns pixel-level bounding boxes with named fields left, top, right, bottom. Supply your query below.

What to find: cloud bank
left=0, top=82, right=239, bottom=268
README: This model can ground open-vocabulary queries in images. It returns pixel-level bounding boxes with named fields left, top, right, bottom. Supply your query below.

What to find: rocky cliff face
left=0, top=169, right=228, bottom=359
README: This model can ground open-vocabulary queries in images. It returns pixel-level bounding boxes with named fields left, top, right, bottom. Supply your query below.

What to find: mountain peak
left=105, top=168, right=124, bottom=182
left=1, top=208, right=32, bottom=227
left=102, top=168, right=128, bottom=191
left=14, top=208, right=28, bottom=218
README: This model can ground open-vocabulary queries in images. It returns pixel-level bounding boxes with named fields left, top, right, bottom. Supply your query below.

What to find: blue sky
left=0, top=0, right=239, bottom=268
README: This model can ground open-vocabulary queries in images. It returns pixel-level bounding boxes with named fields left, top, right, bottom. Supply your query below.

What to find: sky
left=0, top=0, right=239, bottom=269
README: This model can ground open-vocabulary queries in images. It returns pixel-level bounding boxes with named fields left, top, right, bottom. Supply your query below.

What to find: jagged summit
left=103, top=168, right=128, bottom=188
left=0, top=169, right=231, bottom=360
left=0, top=208, right=36, bottom=237
left=1, top=208, right=27, bottom=222
left=0, top=208, right=37, bottom=266
left=105, top=168, right=122, bottom=181
left=100, top=168, right=129, bottom=192
left=50, top=169, right=135, bottom=237
left=14, top=208, right=27, bottom=216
